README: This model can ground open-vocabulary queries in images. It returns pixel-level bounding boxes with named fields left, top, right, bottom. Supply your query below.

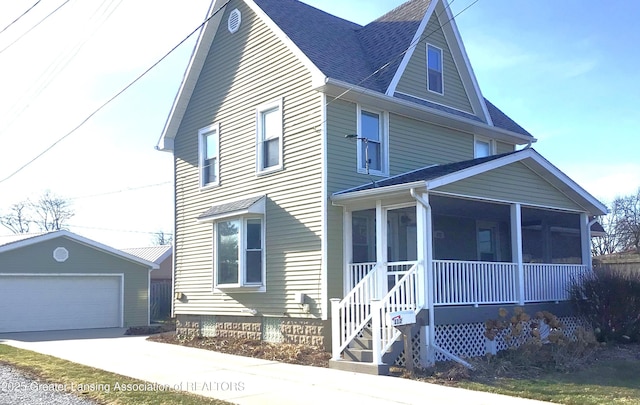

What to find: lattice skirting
left=394, top=316, right=584, bottom=366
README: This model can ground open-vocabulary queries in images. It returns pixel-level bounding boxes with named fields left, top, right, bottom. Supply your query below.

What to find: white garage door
left=0, top=275, right=122, bottom=333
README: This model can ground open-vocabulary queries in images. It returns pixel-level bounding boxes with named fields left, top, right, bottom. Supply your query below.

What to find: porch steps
left=329, top=327, right=405, bottom=375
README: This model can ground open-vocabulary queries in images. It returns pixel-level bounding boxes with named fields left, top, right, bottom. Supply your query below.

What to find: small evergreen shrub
left=569, top=265, right=640, bottom=343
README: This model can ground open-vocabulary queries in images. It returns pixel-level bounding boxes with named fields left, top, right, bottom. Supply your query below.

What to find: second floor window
left=427, top=44, right=443, bottom=94
left=475, top=138, right=495, bottom=158
left=256, top=99, right=283, bottom=174
left=357, top=107, right=387, bottom=176
left=199, top=124, right=219, bottom=188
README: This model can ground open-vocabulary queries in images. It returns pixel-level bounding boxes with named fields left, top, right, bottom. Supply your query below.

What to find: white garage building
left=0, top=231, right=158, bottom=333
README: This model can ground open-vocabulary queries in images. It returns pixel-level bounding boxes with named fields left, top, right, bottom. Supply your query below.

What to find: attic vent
left=228, top=9, right=241, bottom=33
left=53, top=247, right=69, bottom=263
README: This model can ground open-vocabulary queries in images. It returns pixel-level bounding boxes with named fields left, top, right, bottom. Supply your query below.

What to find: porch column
left=511, top=203, right=525, bottom=305
left=375, top=200, right=387, bottom=299
left=580, top=213, right=592, bottom=268
left=343, top=208, right=352, bottom=296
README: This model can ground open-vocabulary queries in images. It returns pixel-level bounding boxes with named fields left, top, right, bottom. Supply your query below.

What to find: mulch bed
left=147, top=333, right=331, bottom=368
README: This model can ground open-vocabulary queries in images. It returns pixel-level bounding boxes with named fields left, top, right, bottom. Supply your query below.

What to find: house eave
left=317, top=78, right=536, bottom=146
left=331, top=181, right=427, bottom=204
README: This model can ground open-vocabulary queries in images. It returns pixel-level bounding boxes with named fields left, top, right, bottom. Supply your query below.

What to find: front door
left=386, top=206, right=417, bottom=288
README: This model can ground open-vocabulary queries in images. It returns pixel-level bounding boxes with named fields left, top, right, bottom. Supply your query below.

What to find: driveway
left=0, top=329, right=552, bottom=405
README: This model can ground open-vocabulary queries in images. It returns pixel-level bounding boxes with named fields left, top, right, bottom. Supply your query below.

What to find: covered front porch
left=328, top=150, right=608, bottom=372
left=345, top=194, right=592, bottom=306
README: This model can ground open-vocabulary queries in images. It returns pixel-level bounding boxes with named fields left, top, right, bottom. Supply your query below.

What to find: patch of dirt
left=125, top=323, right=176, bottom=335
left=147, top=333, right=331, bottom=368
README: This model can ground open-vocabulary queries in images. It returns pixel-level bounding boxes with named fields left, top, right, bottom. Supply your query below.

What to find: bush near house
left=482, top=307, right=598, bottom=374
left=569, top=265, right=640, bottom=343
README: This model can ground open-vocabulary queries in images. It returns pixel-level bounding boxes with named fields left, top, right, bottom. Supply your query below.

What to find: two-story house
left=157, top=0, right=607, bottom=374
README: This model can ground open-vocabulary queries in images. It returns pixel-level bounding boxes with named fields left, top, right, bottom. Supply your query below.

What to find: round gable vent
left=53, top=247, right=69, bottom=263
left=228, top=9, right=241, bottom=33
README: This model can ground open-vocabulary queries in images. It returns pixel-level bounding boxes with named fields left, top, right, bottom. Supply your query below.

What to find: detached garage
left=0, top=231, right=158, bottom=333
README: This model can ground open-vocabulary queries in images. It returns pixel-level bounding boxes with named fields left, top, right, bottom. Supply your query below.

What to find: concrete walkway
left=0, top=328, right=552, bottom=405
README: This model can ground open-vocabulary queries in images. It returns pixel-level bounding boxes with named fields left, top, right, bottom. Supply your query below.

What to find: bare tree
left=592, top=189, right=640, bottom=256
left=30, top=191, right=74, bottom=231
left=0, top=201, right=32, bottom=234
left=152, top=230, right=173, bottom=245
left=0, top=192, right=74, bottom=234
left=613, top=189, right=640, bottom=253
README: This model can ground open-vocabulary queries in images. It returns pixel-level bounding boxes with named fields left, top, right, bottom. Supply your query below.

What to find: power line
left=0, top=0, right=42, bottom=36
left=325, top=0, right=479, bottom=111
left=68, top=181, right=171, bottom=200
left=0, top=0, right=230, bottom=185
left=0, top=0, right=71, bottom=55
left=69, top=224, right=173, bottom=236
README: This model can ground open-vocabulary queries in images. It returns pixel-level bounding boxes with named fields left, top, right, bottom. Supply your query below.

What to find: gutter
left=319, top=78, right=536, bottom=145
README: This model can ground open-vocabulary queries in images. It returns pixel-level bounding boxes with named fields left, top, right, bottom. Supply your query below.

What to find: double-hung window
left=256, top=99, right=283, bottom=174
left=474, top=137, right=495, bottom=158
left=199, top=124, right=219, bottom=188
left=215, top=217, right=264, bottom=288
left=357, top=107, right=387, bottom=176
left=427, top=44, right=443, bottom=94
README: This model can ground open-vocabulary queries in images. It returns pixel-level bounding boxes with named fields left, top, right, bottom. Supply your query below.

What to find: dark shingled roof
left=198, top=195, right=265, bottom=220
left=335, top=150, right=521, bottom=195
left=253, top=0, right=532, bottom=138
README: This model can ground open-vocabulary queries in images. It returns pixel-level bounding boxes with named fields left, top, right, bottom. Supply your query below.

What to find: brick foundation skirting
left=176, top=314, right=331, bottom=350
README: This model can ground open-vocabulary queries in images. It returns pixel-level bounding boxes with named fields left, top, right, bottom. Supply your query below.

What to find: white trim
left=320, top=93, right=329, bottom=319
left=157, top=0, right=224, bottom=151
left=320, top=78, right=535, bottom=145
left=473, top=135, right=495, bottom=158
left=356, top=104, right=389, bottom=177
left=199, top=123, right=220, bottom=189
left=386, top=0, right=438, bottom=96
left=426, top=43, right=444, bottom=95
left=212, top=216, right=266, bottom=292
left=0, top=230, right=158, bottom=269
left=428, top=190, right=586, bottom=214
left=0, top=273, right=125, bottom=328
left=256, top=98, right=284, bottom=175
left=394, top=91, right=476, bottom=116
left=332, top=149, right=607, bottom=216
left=440, top=0, right=493, bottom=124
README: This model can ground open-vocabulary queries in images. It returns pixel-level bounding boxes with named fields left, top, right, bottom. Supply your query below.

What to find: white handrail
left=524, top=263, right=589, bottom=302
left=331, top=263, right=381, bottom=360
left=376, top=262, right=420, bottom=361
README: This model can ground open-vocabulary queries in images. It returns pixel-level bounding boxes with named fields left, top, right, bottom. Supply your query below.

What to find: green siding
left=496, top=141, right=515, bottom=154
left=0, top=237, right=150, bottom=327
left=173, top=1, right=323, bottom=318
left=435, top=162, right=583, bottom=210
left=395, top=12, right=473, bottom=114
left=324, top=98, right=476, bottom=300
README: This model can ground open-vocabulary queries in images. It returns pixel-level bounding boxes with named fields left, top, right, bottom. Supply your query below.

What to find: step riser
left=349, top=337, right=373, bottom=350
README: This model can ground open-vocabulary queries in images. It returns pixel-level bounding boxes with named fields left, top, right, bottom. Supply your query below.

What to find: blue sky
left=0, top=0, right=638, bottom=248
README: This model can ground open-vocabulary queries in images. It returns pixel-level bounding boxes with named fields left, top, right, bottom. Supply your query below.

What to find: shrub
left=569, top=265, right=640, bottom=343
left=482, top=307, right=598, bottom=374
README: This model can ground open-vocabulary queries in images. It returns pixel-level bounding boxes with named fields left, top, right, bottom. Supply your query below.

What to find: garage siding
left=0, top=237, right=149, bottom=328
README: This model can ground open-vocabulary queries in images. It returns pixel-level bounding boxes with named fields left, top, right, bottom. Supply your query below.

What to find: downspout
left=587, top=216, right=598, bottom=269
left=410, top=188, right=472, bottom=369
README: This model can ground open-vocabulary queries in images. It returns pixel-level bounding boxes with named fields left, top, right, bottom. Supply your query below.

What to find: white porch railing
left=373, top=261, right=420, bottom=363
left=346, top=262, right=376, bottom=292
left=433, top=260, right=519, bottom=305
left=524, top=263, right=589, bottom=302
left=331, top=263, right=381, bottom=360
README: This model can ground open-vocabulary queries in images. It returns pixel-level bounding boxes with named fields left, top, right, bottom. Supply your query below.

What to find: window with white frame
left=256, top=99, right=283, bottom=173
left=474, top=137, right=495, bottom=158
left=427, top=44, right=443, bottom=94
left=357, top=107, right=387, bottom=176
left=214, top=216, right=264, bottom=287
left=199, top=124, right=219, bottom=187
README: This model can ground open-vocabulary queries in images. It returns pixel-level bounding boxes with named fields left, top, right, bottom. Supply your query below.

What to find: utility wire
left=0, top=0, right=71, bottom=55
left=0, top=0, right=42, bottom=36
left=68, top=181, right=171, bottom=200
left=0, top=0, right=230, bottom=185
left=325, top=0, right=478, bottom=111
